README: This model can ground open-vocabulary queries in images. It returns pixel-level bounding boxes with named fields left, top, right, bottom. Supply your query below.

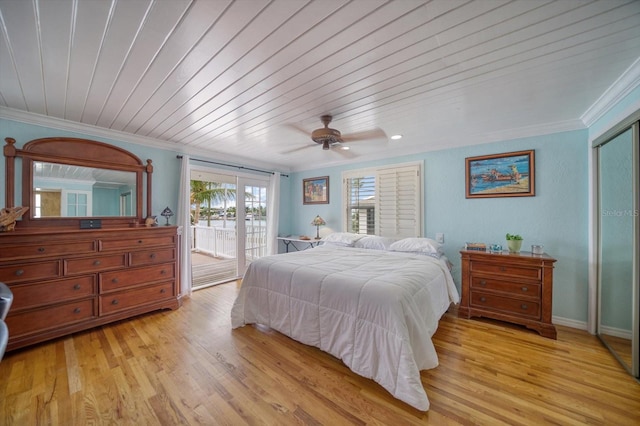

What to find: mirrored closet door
left=596, top=121, right=639, bottom=379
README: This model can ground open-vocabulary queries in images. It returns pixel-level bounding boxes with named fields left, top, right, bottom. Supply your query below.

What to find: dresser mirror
left=4, top=136, right=153, bottom=228
left=32, top=161, right=137, bottom=218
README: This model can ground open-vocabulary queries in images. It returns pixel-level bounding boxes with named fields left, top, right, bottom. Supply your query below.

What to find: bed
left=230, top=235, right=460, bottom=411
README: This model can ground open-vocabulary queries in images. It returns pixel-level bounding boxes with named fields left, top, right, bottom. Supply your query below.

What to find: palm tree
left=190, top=181, right=237, bottom=224
left=190, top=180, right=254, bottom=225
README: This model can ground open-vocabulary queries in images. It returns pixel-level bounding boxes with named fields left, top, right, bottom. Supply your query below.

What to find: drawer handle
left=479, top=280, right=487, bottom=286
left=74, top=308, right=81, bottom=314
left=111, top=278, right=119, bottom=283
left=500, top=266, right=506, bottom=272
left=93, top=260, right=101, bottom=266
left=111, top=299, right=119, bottom=305
left=160, top=288, right=166, bottom=294
left=160, top=269, right=166, bottom=275
left=150, top=253, right=157, bottom=259
left=15, top=269, right=24, bottom=276
left=73, top=284, right=81, bottom=290
left=480, top=297, right=486, bottom=303
left=38, top=247, right=45, bottom=252
left=521, top=286, right=528, bottom=292
left=138, top=240, right=143, bottom=244
left=521, top=304, right=528, bottom=310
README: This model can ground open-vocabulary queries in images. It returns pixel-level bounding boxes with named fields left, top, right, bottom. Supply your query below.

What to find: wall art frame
left=465, top=150, right=535, bottom=198
left=303, top=176, right=329, bottom=204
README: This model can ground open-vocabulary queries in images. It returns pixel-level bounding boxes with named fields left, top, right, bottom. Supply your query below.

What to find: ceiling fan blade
left=340, top=127, right=387, bottom=143
left=283, top=123, right=311, bottom=137
left=280, top=144, right=315, bottom=155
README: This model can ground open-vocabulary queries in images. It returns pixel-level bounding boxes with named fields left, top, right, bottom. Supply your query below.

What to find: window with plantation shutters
left=342, top=162, right=422, bottom=238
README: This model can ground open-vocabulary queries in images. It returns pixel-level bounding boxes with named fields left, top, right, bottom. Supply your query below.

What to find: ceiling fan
left=283, top=115, right=387, bottom=155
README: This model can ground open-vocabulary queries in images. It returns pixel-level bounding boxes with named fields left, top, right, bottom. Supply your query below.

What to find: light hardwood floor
left=1, top=281, right=639, bottom=425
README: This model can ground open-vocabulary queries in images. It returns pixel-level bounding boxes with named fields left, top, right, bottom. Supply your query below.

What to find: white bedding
left=230, top=245, right=460, bottom=411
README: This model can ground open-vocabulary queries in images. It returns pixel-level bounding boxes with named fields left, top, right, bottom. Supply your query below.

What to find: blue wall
left=1, top=110, right=632, bottom=326
left=285, top=130, right=589, bottom=323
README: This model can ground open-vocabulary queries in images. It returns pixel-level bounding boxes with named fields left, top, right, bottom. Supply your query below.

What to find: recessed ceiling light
left=390, top=134, right=403, bottom=140
left=341, top=146, right=350, bottom=150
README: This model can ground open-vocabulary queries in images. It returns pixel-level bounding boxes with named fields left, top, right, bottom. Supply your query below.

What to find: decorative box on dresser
left=0, top=226, right=181, bottom=351
left=459, top=249, right=557, bottom=339
left=2, top=136, right=182, bottom=352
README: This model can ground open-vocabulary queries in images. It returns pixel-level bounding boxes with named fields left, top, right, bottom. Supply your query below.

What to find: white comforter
left=230, top=245, right=460, bottom=411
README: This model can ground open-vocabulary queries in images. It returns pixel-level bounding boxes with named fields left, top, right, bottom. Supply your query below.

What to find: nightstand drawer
left=471, top=261, right=540, bottom=280
left=471, top=276, right=540, bottom=298
left=471, top=292, right=541, bottom=319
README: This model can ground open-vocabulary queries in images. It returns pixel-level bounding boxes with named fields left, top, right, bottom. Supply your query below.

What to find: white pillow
left=389, top=237, right=442, bottom=255
left=354, top=236, right=397, bottom=251
left=321, top=232, right=366, bottom=247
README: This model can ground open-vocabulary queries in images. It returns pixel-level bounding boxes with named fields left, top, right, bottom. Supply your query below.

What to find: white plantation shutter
left=343, top=162, right=422, bottom=237
left=377, top=164, right=421, bottom=238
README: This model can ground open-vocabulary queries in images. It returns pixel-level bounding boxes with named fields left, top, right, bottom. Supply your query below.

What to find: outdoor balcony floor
left=191, top=251, right=237, bottom=288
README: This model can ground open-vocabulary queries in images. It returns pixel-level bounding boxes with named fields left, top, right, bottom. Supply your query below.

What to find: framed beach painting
left=465, top=150, right=535, bottom=198
left=303, top=176, right=329, bottom=204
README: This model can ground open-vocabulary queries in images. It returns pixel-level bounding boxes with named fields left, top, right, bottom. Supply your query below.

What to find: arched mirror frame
left=3, top=136, right=153, bottom=228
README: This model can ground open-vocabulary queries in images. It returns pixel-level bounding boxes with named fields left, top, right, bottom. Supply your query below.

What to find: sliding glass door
left=188, top=168, right=270, bottom=289
left=242, top=180, right=269, bottom=271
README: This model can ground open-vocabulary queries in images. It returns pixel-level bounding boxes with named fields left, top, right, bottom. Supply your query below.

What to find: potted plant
left=506, top=233, right=523, bottom=253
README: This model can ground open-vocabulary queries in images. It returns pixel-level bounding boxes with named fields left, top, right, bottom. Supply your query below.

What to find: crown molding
left=581, top=57, right=640, bottom=127
left=473, top=119, right=586, bottom=145
left=0, top=106, right=291, bottom=174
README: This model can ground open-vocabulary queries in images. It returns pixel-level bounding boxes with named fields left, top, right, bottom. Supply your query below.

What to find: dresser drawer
left=471, top=261, right=541, bottom=280
left=471, top=276, right=540, bottom=298
left=99, top=235, right=176, bottom=251
left=100, top=262, right=176, bottom=292
left=6, top=299, right=95, bottom=337
left=470, top=292, right=541, bottom=319
left=129, top=248, right=176, bottom=267
left=10, top=276, right=96, bottom=311
left=100, top=282, right=175, bottom=315
left=64, top=254, right=127, bottom=275
left=0, top=261, right=61, bottom=284
left=0, top=240, right=97, bottom=260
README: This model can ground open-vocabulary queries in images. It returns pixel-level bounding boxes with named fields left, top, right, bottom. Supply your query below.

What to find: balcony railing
left=190, top=225, right=267, bottom=261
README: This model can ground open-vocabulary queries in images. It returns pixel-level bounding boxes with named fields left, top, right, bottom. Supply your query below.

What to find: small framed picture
left=303, top=176, right=329, bottom=204
left=466, top=150, right=535, bottom=198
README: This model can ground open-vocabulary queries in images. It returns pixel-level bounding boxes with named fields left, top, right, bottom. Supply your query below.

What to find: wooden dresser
left=459, top=249, right=557, bottom=339
left=2, top=136, right=184, bottom=352
left=0, top=226, right=181, bottom=351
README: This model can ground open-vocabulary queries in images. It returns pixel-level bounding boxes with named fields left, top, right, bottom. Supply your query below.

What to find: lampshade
left=311, top=215, right=326, bottom=226
left=161, top=206, right=174, bottom=226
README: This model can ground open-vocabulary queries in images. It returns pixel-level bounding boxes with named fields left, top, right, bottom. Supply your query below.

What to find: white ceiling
left=1, top=0, right=639, bottom=172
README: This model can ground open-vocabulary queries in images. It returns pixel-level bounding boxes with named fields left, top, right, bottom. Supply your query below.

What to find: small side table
left=278, top=237, right=321, bottom=253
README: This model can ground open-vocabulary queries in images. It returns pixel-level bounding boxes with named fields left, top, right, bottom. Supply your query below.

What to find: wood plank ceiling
left=1, top=0, right=639, bottom=172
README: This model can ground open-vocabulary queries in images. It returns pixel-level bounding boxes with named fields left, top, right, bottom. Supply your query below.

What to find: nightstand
left=459, top=249, right=557, bottom=339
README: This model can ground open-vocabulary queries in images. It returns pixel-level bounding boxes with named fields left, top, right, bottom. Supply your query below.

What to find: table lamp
left=311, top=215, right=326, bottom=239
